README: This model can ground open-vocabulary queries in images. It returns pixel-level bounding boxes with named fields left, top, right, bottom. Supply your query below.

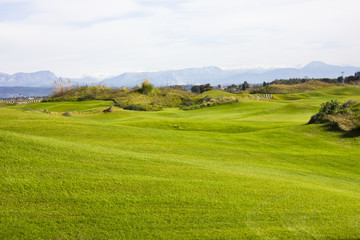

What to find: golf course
left=1, top=84, right=360, bottom=239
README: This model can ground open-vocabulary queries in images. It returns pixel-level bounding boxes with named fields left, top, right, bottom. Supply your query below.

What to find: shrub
left=138, top=79, right=154, bottom=95
left=308, top=112, right=328, bottom=124
left=103, top=106, right=114, bottom=113
left=62, top=111, right=71, bottom=117
left=191, top=84, right=213, bottom=93
left=308, top=100, right=360, bottom=131
left=180, top=96, right=240, bottom=110
left=46, top=86, right=124, bottom=102
left=319, top=100, right=340, bottom=115
left=328, top=113, right=360, bottom=131
left=123, top=104, right=162, bottom=111
left=308, top=100, right=340, bottom=124
left=115, top=87, right=195, bottom=111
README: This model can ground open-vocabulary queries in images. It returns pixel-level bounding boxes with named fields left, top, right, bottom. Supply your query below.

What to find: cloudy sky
left=0, top=0, right=359, bottom=77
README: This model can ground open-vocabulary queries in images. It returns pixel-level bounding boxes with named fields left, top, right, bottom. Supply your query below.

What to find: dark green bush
left=308, top=112, right=328, bottom=124
left=308, top=100, right=340, bottom=124
left=138, top=79, right=154, bottom=95
left=180, top=96, right=240, bottom=110
left=319, top=100, right=340, bottom=115
left=123, top=104, right=162, bottom=111
left=308, top=100, right=360, bottom=131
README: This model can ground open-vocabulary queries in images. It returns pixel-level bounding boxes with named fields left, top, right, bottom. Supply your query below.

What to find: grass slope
left=251, top=81, right=335, bottom=94
left=1, top=85, right=360, bottom=239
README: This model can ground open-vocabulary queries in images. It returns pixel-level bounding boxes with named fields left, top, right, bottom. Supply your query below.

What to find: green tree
left=242, top=81, right=250, bottom=91
left=337, top=76, right=344, bottom=83
left=138, top=79, right=154, bottom=95
left=191, top=85, right=201, bottom=93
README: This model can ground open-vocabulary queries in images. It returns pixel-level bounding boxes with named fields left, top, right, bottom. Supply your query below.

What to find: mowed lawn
left=0, top=86, right=360, bottom=239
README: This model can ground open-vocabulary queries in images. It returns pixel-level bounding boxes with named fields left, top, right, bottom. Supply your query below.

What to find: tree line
left=190, top=81, right=250, bottom=93
left=264, top=72, right=360, bottom=86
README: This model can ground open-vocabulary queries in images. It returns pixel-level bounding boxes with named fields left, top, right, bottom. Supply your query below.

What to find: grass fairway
left=1, top=86, right=360, bottom=239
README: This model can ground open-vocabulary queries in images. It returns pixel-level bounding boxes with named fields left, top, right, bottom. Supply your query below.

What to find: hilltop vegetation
left=5, top=77, right=360, bottom=114
left=250, top=80, right=335, bottom=94
left=309, top=99, right=360, bottom=131
left=252, top=72, right=360, bottom=94
left=46, top=85, right=124, bottom=101
left=46, top=80, right=243, bottom=111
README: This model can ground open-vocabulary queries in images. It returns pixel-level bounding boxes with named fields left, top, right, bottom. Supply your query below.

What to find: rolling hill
left=0, top=85, right=359, bottom=239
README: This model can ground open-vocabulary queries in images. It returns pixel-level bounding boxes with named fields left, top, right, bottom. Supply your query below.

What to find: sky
left=0, top=0, right=359, bottom=78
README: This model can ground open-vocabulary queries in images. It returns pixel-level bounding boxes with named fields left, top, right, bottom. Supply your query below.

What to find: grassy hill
left=251, top=80, right=336, bottom=94
left=1, top=85, right=360, bottom=239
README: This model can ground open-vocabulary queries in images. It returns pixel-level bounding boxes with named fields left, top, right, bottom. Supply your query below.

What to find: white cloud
left=0, top=0, right=359, bottom=76
left=31, top=0, right=141, bottom=22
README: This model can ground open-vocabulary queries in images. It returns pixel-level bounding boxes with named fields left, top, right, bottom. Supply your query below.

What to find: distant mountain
left=0, top=87, right=52, bottom=98
left=101, top=62, right=360, bottom=87
left=0, top=71, right=57, bottom=87
left=101, top=66, right=236, bottom=87
left=69, top=75, right=103, bottom=86
left=1, top=62, right=359, bottom=89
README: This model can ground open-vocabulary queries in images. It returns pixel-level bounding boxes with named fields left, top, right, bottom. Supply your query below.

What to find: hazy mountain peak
left=303, top=61, right=330, bottom=69
left=0, top=71, right=57, bottom=87
left=202, top=66, right=222, bottom=71
left=1, top=62, right=359, bottom=88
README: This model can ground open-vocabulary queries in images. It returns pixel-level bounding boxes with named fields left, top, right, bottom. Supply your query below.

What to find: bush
left=123, top=104, right=162, bottom=111
left=138, top=79, right=154, bottom=95
left=103, top=106, right=114, bottom=113
left=62, top=111, right=71, bottom=117
left=115, top=87, right=195, bottom=111
left=46, top=86, right=124, bottom=102
left=180, top=96, right=240, bottom=110
left=191, top=84, right=213, bottom=93
left=319, top=100, right=340, bottom=115
left=308, top=100, right=360, bottom=131
left=308, top=112, right=328, bottom=124
left=308, top=100, right=340, bottom=124
left=328, top=113, right=360, bottom=131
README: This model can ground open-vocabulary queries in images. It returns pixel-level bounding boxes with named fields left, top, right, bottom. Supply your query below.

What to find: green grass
left=1, top=85, right=360, bottom=239
left=199, top=90, right=239, bottom=97
left=251, top=80, right=335, bottom=94
left=13, top=100, right=114, bottom=113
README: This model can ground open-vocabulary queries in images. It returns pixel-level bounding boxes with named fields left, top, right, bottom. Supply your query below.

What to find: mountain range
left=0, top=71, right=57, bottom=87
left=101, top=61, right=360, bottom=87
left=1, top=62, right=359, bottom=89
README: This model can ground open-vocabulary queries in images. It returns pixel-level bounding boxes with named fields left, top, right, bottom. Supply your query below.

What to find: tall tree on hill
left=355, top=72, right=360, bottom=79
left=191, top=84, right=213, bottom=93
left=242, top=81, right=250, bottom=91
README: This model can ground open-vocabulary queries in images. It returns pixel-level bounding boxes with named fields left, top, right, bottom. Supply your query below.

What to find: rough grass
left=14, top=100, right=114, bottom=113
left=251, top=81, right=335, bottom=94
left=114, top=88, right=194, bottom=111
left=46, top=86, right=123, bottom=101
left=309, top=100, right=360, bottom=131
left=1, top=85, right=360, bottom=239
left=198, top=90, right=239, bottom=97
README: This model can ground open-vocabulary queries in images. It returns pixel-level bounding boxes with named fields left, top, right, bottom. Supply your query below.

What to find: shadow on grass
left=319, top=124, right=360, bottom=138
left=341, top=128, right=360, bottom=138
